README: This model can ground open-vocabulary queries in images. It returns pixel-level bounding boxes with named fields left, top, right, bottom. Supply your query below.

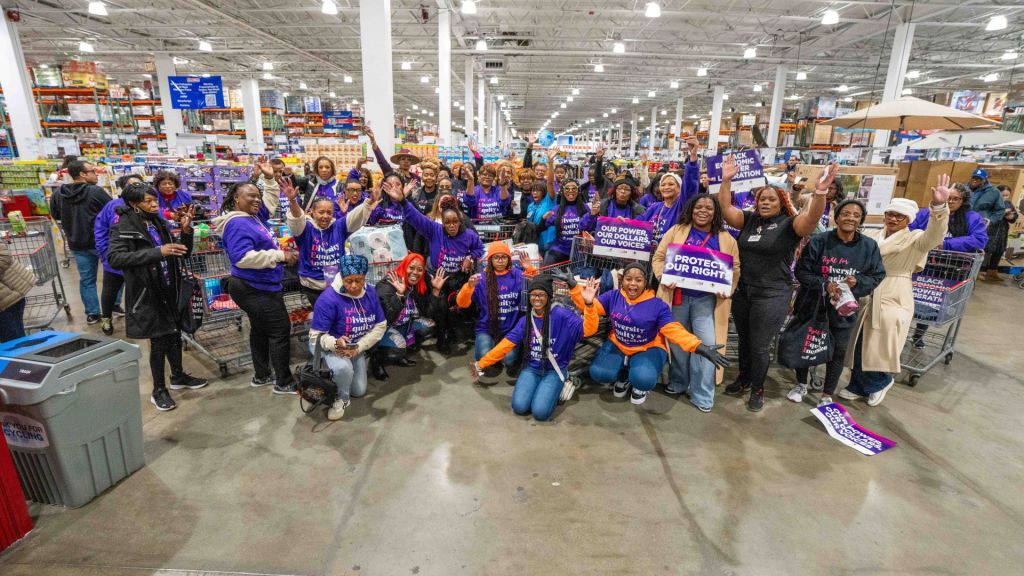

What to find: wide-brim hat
left=390, top=148, right=422, bottom=165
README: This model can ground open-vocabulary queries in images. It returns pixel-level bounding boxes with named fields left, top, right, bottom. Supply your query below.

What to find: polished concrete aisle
left=1, top=271, right=1022, bottom=576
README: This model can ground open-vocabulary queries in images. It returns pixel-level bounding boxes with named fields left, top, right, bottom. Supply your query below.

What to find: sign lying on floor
left=811, top=403, right=897, bottom=456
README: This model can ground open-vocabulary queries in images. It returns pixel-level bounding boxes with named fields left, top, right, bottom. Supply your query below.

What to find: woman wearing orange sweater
left=578, top=263, right=729, bottom=405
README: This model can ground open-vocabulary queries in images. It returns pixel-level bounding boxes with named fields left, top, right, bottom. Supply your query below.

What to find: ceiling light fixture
left=560, top=103, right=567, bottom=109
left=722, top=93, right=729, bottom=100
left=796, top=71, right=807, bottom=80
left=639, top=115, right=645, bottom=121
left=461, top=1, right=477, bottom=15
left=329, top=91, right=337, bottom=98
left=498, top=94, right=505, bottom=101
left=670, top=80, right=679, bottom=89
left=299, top=81, right=308, bottom=90
left=753, top=83, right=763, bottom=92
left=905, top=70, right=920, bottom=79
left=836, top=84, right=849, bottom=92
left=344, top=75, right=352, bottom=83
left=572, top=88, right=580, bottom=95
left=843, top=96, right=853, bottom=103
left=613, top=42, right=626, bottom=54
left=901, top=88, right=913, bottom=95
left=263, top=62, right=273, bottom=71
left=743, top=46, right=756, bottom=59
left=566, top=96, right=573, bottom=102
left=401, top=61, right=411, bottom=70
left=821, top=9, right=839, bottom=26
left=611, top=108, right=617, bottom=113
left=490, top=76, right=498, bottom=84
left=263, top=72, right=272, bottom=80
left=983, top=72, right=1000, bottom=82
left=986, top=15, right=1008, bottom=31
left=79, top=41, right=94, bottom=53
left=603, top=112, right=609, bottom=117
left=697, top=67, right=708, bottom=77
left=645, top=2, right=661, bottom=18
left=1002, top=50, right=1018, bottom=60
left=198, top=40, right=212, bottom=52
left=594, top=63, right=605, bottom=73
left=475, top=39, right=487, bottom=51
left=647, top=90, right=656, bottom=98
left=88, top=2, right=108, bottom=16
left=632, top=97, right=639, bottom=104
left=321, top=0, right=338, bottom=15
left=421, top=75, right=429, bottom=83
left=352, top=99, right=358, bottom=104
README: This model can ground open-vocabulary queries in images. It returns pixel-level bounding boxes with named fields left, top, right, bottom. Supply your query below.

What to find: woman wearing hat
left=838, top=176, right=951, bottom=407
left=595, top=174, right=645, bottom=220
left=652, top=194, right=740, bottom=413
left=786, top=199, right=885, bottom=407
left=577, top=264, right=730, bottom=405
left=718, top=157, right=835, bottom=412
left=472, top=274, right=598, bottom=421
left=375, top=253, right=447, bottom=380
left=362, top=126, right=418, bottom=184
left=309, top=254, right=388, bottom=421
left=457, top=241, right=528, bottom=376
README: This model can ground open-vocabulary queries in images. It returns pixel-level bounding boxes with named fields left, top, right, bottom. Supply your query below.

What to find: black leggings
left=150, top=332, right=184, bottom=392
left=732, top=283, right=793, bottom=393
left=795, top=323, right=854, bottom=395
left=225, top=277, right=293, bottom=387
left=101, top=271, right=125, bottom=318
left=301, top=285, right=324, bottom=309
left=985, top=250, right=1001, bottom=271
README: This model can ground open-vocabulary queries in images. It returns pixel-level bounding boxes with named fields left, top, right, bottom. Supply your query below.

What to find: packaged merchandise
left=833, top=283, right=859, bottom=317
left=346, top=225, right=408, bottom=264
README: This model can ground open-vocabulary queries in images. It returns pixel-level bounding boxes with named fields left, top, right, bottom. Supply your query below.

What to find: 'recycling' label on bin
left=0, top=413, right=49, bottom=449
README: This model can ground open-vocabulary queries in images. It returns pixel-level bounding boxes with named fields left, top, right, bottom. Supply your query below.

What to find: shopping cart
left=181, top=246, right=251, bottom=377
left=0, top=217, right=72, bottom=331
left=900, top=249, right=984, bottom=386
left=569, top=234, right=654, bottom=277
left=473, top=218, right=518, bottom=244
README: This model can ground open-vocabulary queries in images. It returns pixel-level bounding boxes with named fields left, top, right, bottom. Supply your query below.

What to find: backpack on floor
left=297, top=335, right=338, bottom=414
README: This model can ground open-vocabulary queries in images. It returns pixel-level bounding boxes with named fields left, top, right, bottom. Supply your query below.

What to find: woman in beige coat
left=653, top=194, right=740, bottom=412
left=0, top=241, right=35, bottom=341
left=839, top=175, right=952, bottom=407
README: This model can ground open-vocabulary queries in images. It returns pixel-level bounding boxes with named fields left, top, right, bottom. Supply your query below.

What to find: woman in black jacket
left=107, top=182, right=208, bottom=412
left=373, top=253, right=447, bottom=379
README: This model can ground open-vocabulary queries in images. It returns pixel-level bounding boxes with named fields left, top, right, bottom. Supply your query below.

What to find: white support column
left=154, top=53, right=185, bottom=153
left=438, top=7, right=451, bottom=145
left=464, top=58, right=474, bottom=136
left=709, top=85, right=725, bottom=156
left=477, top=78, right=485, bottom=143
left=631, top=112, right=638, bottom=157
left=875, top=23, right=916, bottom=147
left=0, top=12, right=40, bottom=159
left=673, top=97, right=684, bottom=156
left=239, top=78, right=264, bottom=153
left=490, top=97, right=498, bottom=146
left=360, top=0, right=396, bottom=158
left=767, top=64, right=788, bottom=150
left=648, top=106, right=658, bottom=156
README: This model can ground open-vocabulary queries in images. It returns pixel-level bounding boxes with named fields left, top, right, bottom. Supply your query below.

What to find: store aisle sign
left=0, top=413, right=49, bottom=449
left=593, top=217, right=653, bottom=260
left=706, top=150, right=766, bottom=193
left=811, top=403, right=897, bottom=456
left=168, top=76, right=224, bottom=109
left=324, top=110, right=354, bottom=129
left=661, top=243, right=733, bottom=296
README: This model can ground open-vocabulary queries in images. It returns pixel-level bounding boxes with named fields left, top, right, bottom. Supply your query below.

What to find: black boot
left=371, top=350, right=390, bottom=381
left=395, top=356, right=417, bottom=367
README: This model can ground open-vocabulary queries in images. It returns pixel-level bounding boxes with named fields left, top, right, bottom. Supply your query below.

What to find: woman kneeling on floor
left=107, top=182, right=207, bottom=412
left=472, top=275, right=597, bottom=421
left=576, top=263, right=730, bottom=405
left=374, top=253, right=447, bottom=380
left=309, top=255, right=387, bottom=421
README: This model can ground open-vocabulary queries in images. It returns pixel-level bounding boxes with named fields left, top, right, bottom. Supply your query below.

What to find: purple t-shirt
left=294, top=219, right=351, bottom=282
left=403, top=202, right=485, bottom=273
left=311, top=284, right=385, bottom=343
left=465, top=185, right=512, bottom=220
left=546, top=204, right=585, bottom=256
left=597, top=289, right=675, bottom=349
left=504, top=305, right=584, bottom=371
left=368, top=200, right=404, bottom=226
left=471, top=268, right=524, bottom=336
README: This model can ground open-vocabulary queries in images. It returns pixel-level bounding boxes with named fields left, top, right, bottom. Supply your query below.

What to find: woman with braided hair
left=541, top=149, right=589, bottom=265
left=457, top=242, right=526, bottom=377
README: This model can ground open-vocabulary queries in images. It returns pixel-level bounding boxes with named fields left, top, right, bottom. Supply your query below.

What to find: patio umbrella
left=823, top=96, right=997, bottom=131
left=906, top=129, right=1024, bottom=150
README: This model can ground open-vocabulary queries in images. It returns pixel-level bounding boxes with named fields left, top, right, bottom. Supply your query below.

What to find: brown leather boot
left=986, top=269, right=1002, bottom=282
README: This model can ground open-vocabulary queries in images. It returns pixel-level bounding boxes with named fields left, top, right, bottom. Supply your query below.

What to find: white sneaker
left=629, top=389, right=648, bottom=405
left=837, top=388, right=860, bottom=401
left=867, top=377, right=895, bottom=407
left=786, top=383, right=808, bottom=403
left=817, top=395, right=833, bottom=407
left=613, top=381, right=630, bottom=398
left=327, top=398, right=351, bottom=421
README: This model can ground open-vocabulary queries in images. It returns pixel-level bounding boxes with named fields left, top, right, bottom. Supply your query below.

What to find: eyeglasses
left=884, top=212, right=908, bottom=221
left=439, top=185, right=453, bottom=190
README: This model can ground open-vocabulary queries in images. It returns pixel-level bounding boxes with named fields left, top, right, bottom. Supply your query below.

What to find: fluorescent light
left=421, top=75, right=429, bottom=83
left=40, top=64, right=49, bottom=69
left=1002, top=50, right=1018, bottom=60
left=343, top=75, right=352, bottom=83
left=611, top=108, right=617, bottom=113
left=352, top=99, right=358, bottom=104
left=821, top=9, right=839, bottom=26
left=753, top=83, right=763, bottom=92
left=262, top=61, right=273, bottom=71
left=198, top=40, right=213, bottom=52
left=173, top=56, right=189, bottom=65
left=79, top=41, right=94, bottom=53
left=566, top=96, right=573, bottom=102
left=299, top=81, right=308, bottom=90
left=283, top=92, right=290, bottom=97
left=321, top=0, right=338, bottom=15
left=743, top=46, right=756, bottom=59
left=901, top=88, right=913, bottom=95
left=986, top=15, right=1007, bottom=31
left=754, top=102, right=762, bottom=107
left=983, top=72, right=999, bottom=82
left=594, top=63, right=605, bottom=73
left=490, top=76, right=498, bottom=85
left=413, top=104, right=419, bottom=110
left=401, top=61, right=411, bottom=70
left=661, top=109, right=667, bottom=115
left=572, top=88, right=580, bottom=95
left=639, top=116, right=644, bottom=121
left=603, top=112, right=609, bottom=117
left=329, top=91, right=337, bottom=98
left=454, top=100, right=460, bottom=106
left=459, top=105, right=465, bottom=110
left=475, top=39, right=488, bottom=51
left=905, top=70, right=920, bottom=79
left=670, top=80, right=679, bottom=89
left=435, top=87, right=440, bottom=93
left=697, top=67, right=708, bottom=77
left=645, top=2, right=661, bottom=18
left=647, top=90, right=656, bottom=98
left=722, top=93, right=729, bottom=100
left=429, top=112, right=434, bottom=117
left=796, top=71, right=807, bottom=80
left=263, top=72, right=272, bottom=80
left=632, top=97, right=639, bottom=104
left=88, top=2, right=108, bottom=16
left=461, top=1, right=477, bottom=15
left=201, top=73, right=210, bottom=78
left=843, top=97, right=853, bottom=103
left=613, top=42, right=626, bottom=54
left=836, top=84, right=849, bottom=92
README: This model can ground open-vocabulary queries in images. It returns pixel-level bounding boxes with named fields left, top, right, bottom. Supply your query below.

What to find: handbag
left=297, top=335, right=338, bottom=414
left=777, top=290, right=833, bottom=369
left=176, top=259, right=204, bottom=334
left=529, top=310, right=579, bottom=404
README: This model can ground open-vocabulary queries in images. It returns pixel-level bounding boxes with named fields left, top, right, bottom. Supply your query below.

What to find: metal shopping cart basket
left=181, top=242, right=252, bottom=378
left=0, top=217, right=72, bottom=331
left=900, top=249, right=984, bottom=386
left=472, top=218, right=518, bottom=244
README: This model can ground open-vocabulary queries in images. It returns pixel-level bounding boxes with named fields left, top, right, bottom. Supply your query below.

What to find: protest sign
left=706, top=150, right=766, bottom=193
left=811, top=403, right=897, bottom=456
left=661, top=243, right=733, bottom=296
left=593, top=217, right=653, bottom=260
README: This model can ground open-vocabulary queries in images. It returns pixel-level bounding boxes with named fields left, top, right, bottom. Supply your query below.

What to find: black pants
left=226, top=278, right=294, bottom=387
left=301, top=285, right=324, bottom=309
left=796, top=323, right=854, bottom=395
left=985, top=250, right=1001, bottom=271
left=732, top=283, right=792, bottom=393
left=100, top=271, right=125, bottom=318
left=150, top=332, right=183, bottom=392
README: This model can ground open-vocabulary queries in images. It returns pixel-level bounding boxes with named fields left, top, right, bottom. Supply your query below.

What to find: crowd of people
left=36, top=132, right=1017, bottom=423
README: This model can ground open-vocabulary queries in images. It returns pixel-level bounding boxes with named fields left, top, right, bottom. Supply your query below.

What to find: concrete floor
left=1, top=265, right=1023, bottom=576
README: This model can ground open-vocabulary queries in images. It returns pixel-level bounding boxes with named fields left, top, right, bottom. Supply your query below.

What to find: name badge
left=747, top=234, right=762, bottom=242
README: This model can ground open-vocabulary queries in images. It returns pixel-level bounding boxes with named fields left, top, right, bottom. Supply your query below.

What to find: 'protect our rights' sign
left=661, top=243, right=734, bottom=296
left=593, top=217, right=653, bottom=261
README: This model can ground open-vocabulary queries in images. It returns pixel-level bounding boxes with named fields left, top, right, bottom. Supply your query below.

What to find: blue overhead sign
left=168, top=76, right=224, bottom=110
left=323, top=110, right=354, bottom=129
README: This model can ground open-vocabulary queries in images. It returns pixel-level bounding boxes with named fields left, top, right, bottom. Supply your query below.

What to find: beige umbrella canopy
left=823, top=96, right=998, bottom=131
left=906, top=129, right=1024, bottom=150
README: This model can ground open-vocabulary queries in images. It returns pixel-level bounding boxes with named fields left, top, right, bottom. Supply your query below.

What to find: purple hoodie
left=471, top=268, right=524, bottom=335
left=94, top=198, right=126, bottom=276
left=403, top=201, right=485, bottom=273
left=597, top=289, right=675, bottom=349
left=464, top=184, right=512, bottom=219
left=311, top=283, right=386, bottom=343
left=159, top=190, right=192, bottom=213
left=367, top=199, right=405, bottom=226
left=222, top=214, right=283, bottom=291
left=504, top=305, right=584, bottom=371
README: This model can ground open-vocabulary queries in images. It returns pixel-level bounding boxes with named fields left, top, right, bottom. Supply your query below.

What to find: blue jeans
left=589, top=340, right=667, bottom=392
left=669, top=294, right=717, bottom=409
left=0, top=298, right=26, bottom=342
left=511, top=366, right=563, bottom=421
left=475, top=332, right=519, bottom=367
left=845, top=336, right=892, bottom=396
left=310, top=341, right=368, bottom=402
left=72, top=249, right=101, bottom=316
left=378, top=318, right=435, bottom=349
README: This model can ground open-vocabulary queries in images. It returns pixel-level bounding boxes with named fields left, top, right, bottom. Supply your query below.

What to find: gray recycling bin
left=0, top=331, right=143, bottom=508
